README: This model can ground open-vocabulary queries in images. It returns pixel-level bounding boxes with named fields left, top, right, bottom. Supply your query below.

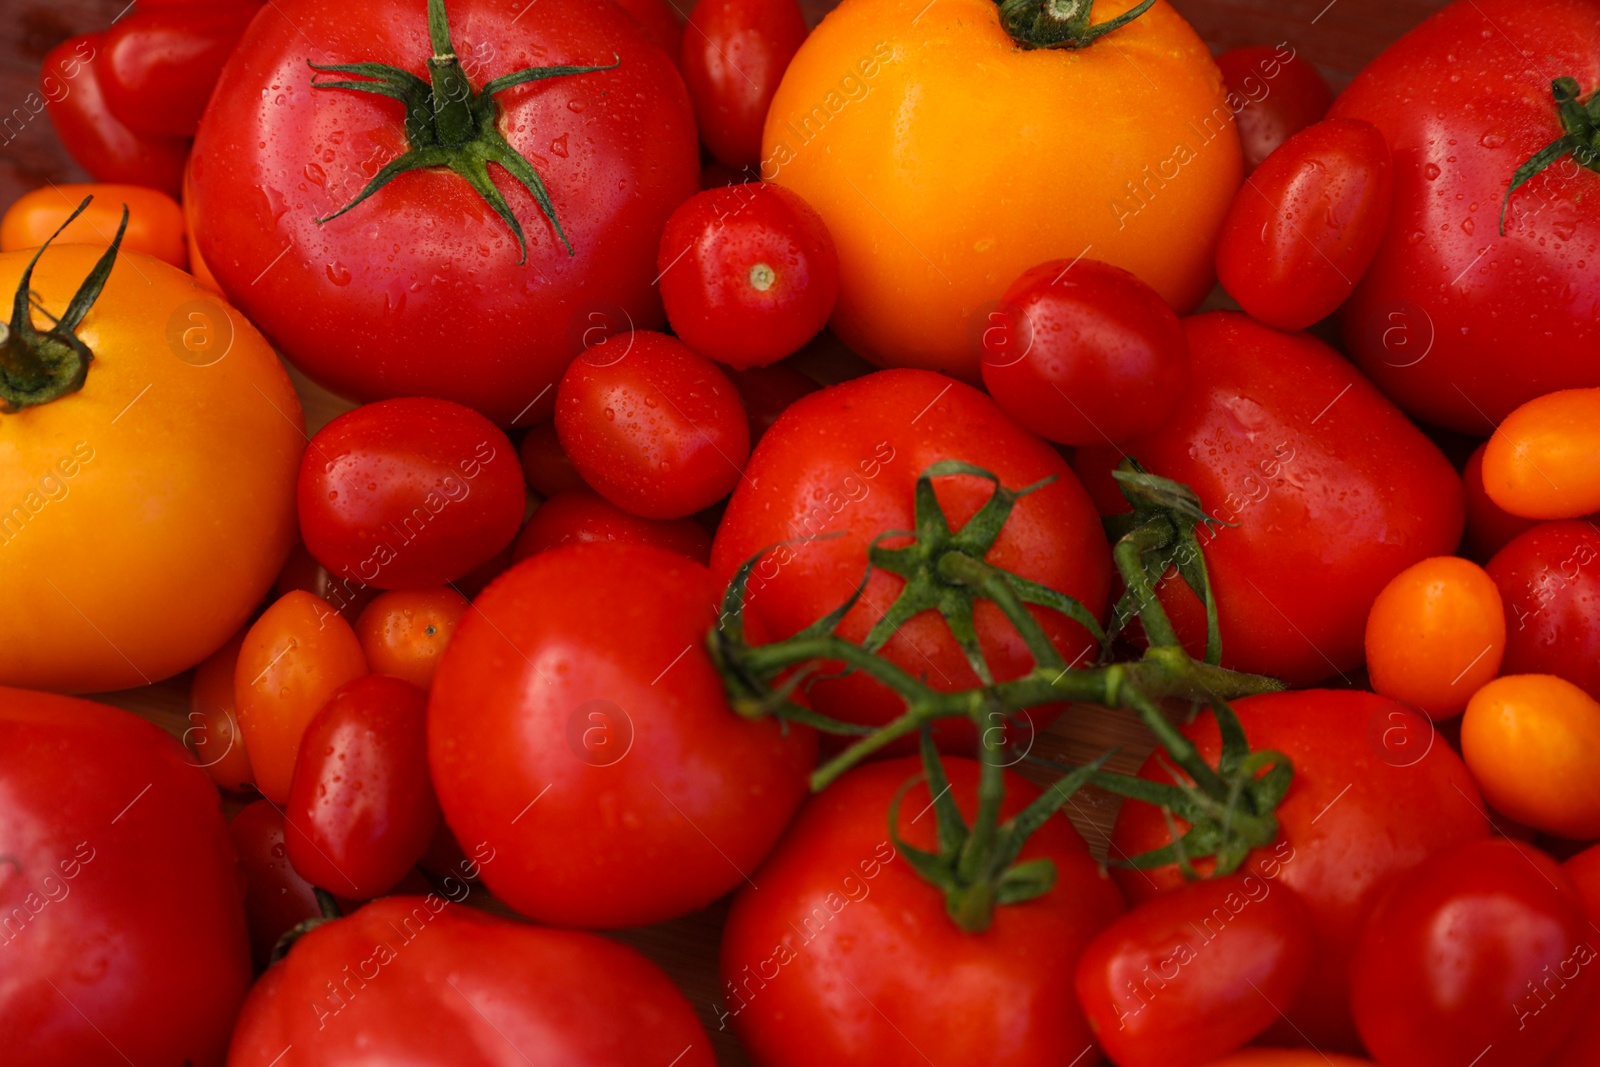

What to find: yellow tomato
left=1483, top=387, right=1600, bottom=519
left=1, top=183, right=186, bottom=268
left=1364, top=556, right=1505, bottom=719
left=1462, top=674, right=1600, bottom=839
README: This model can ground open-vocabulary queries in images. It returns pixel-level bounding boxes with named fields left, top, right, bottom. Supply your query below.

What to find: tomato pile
left=4, top=0, right=1599, bottom=1062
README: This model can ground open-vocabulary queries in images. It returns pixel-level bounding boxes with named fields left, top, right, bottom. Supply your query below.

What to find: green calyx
left=308, top=0, right=618, bottom=262
left=0, top=196, right=125, bottom=412
left=995, top=0, right=1158, bottom=50
left=1500, top=76, right=1600, bottom=235
left=269, top=887, right=343, bottom=964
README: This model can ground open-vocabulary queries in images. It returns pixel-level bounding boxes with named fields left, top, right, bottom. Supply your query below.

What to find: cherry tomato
left=1462, top=674, right=1600, bottom=840
left=0, top=183, right=185, bottom=267
left=612, top=0, right=684, bottom=58
left=275, top=540, right=377, bottom=623
left=1483, top=388, right=1600, bottom=520
left=235, top=590, right=369, bottom=803
left=451, top=543, right=515, bottom=600
left=517, top=420, right=587, bottom=496
left=298, top=398, right=525, bottom=589
left=681, top=0, right=808, bottom=168
left=186, top=628, right=255, bottom=792
left=556, top=331, right=750, bottom=519
left=726, top=362, right=819, bottom=443
left=1074, top=873, right=1314, bottom=1067
left=658, top=183, right=839, bottom=368
left=1350, top=839, right=1594, bottom=1067
left=101, top=4, right=258, bottom=138
left=353, top=587, right=469, bottom=690
left=1463, top=441, right=1541, bottom=562
left=1486, top=520, right=1600, bottom=702
left=1364, top=555, right=1505, bottom=719
left=513, top=488, right=712, bottom=564
left=1549, top=842, right=1600, bottom=1065
left=1216, top=118, right=1393, bottom=330
left=978, top=258, right=1189, bottom=446
left=229, top=798, right=322, bottom=970
left=1215, top=44, right=1333, bottom=172
left=1202, top=1054, right=1373, bottom=1067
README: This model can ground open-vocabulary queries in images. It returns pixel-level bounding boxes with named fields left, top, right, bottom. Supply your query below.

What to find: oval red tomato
left=101, top=3, right=258, bottom=137
left=681, top=0, right=808, bottom=169
left=513, top=487, right=711, bottom=563
left=1214, top=44, right=1333, bottom=172
left=1486, top=519, right=1600, bottom=702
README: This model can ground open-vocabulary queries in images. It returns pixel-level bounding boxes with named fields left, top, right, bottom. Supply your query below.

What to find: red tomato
left=0, top=689, right=250, bottom=1066
left=101, top=4, right=258, bottom=137
left=353, top=587, right=470, bottom=689
left=726, top=362, right=819, bottom=443
left=721, top=756, right=1124, bottom=1067
left=513, top=488, right=711, bottom=563
left=229, top=799, right=322, bottom=970
left=517, top=421, right=587, bottom=496
left=556, top=331, right=750, bottom=518
left=1111, top=690, right=1491, bottom=1051
left=1463, top=441, right=1541, bottom=562
left=1350, top=839, right=1594, bottom=1067
left=187, top=628, right=256, bottom=792
left=1216, top=118, right=1393, bottom=330
left=1215, top=44, right=1333, bottom=172
left=1486, top=520, right=1600, bottom=702
left=1549, top=844, right=1600, bottom=1066
left=611, top=0, right=684, bottom=58
left=978, top=258, right=1189, bottom=445
left=658, top=183, right=839, bottom=368
left=681, top=0, right=808, bottom=168
left=275, top=540, right=377, bottom=622
left=227, top=897, right=715, bottom=1065
left=298, top=398, right=525, bottom=589
left=429, top=543, right=816, bottom=927
left=1074, top=874, right=1315, bottom=1067
left=1074, top=313, right=1464, bottom=686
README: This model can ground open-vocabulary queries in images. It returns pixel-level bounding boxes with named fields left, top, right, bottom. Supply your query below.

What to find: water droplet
left=568, top=99, right=587, bottom=113
left=550, top=133, right=569, bottom=158
left=1479, top=131, right=1506, bottom=149
left=603, top=407, right=615, bottom=421
left=326, top=261, right=351, bottom=286
left=1461, top=217, right=1474, bottom=235
left=304, top=163, right=325, bottom=186
left=1423, top=163, right=1442, bottom=180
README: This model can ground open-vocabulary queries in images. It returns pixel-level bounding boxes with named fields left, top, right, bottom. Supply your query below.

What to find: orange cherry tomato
left=0, top=183, right=186, bottom=268
left=1462, top=674, right=1600, bottom=840
left=234, top=590, right=368, bottom=803
left=353, top=587, right=470, bottom=690
left=1483, top=388, right=1600, bottom=520
left=1462, top=441, right=1540, bottom=562
left=186, top=628, right=255, bottom=793
left=1365, top=556, right=1506, bottom=719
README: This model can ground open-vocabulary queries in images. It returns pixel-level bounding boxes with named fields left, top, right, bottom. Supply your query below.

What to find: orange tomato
left=180, top=156, right=223, bottom=294
left=763, top=0, right=1239, bottom=379
left=187, top=629, right=255, bottom=793
left=354, top=587, right=470, bottom=690
left=234, top=591, right=368, bottom=803
left=1, top=183, right=186, bottom=268
left=1364, top=556, right=1505, bottom=719
left=1461, top=674, right=1600, bottom=840
left=1483, top=388, right=1600, bottom=519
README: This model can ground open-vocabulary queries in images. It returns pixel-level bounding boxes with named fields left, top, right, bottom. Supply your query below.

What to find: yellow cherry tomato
left=1482, top=387, right=1600, bottom=519
left=1364, top=556, right=1505, bottom=719
left=1, top=183, right=186, bottom=268
left=1461, top=674, right=1600, bottom=840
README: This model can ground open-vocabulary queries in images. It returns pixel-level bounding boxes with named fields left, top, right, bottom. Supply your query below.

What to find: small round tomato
left=353, top=587, right=470, bottom=690
left=979, top=258, right=1188, bottom=445
left=1364, top=556, right=1505, bottom=719
left=1215, top=44, right=1333, bottom=172
left=658, top=184, right=839, bottom=368
left=101, top=3, right=258, bottom=137
left=517, top=421, right=587, bottom=496
left=513, top=488, right=712, bottom=563
left=1, top=183, right=185, bottom=267
left=229, top=799, right=323, bottom=970
left=186, top=628, right=255, bottom=792
left=275, top=540, right=377, bottom=623
left=556, top=331, right=750, bottom=519
left=234, top=590, right=369, bottom=803
left=681, top=0, right=808, bottom=168
left=1462, top=674, right=1600, bottom=840
left=1483, top=388, right=1600, bottom=520
left=612, top=0, right=683, bottom=57
left=726, top=362, right=819, bottom=443
left=1350, top=839, right=1594, bottom=1067
left=298, top=398, right=525, bottom=589
left=1463, top=441, right=1541, bottom=562
left=1486, top=520, right=1600, bottom=702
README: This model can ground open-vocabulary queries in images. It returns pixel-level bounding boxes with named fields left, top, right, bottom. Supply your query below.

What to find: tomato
left=1074, top=874, right=1314, bottom=1067
left=1350, top=839, right=1593, bottom=1067
left=978, top=258, right=1189, bottom=446
left=513, top=487, right=712, bottom=563
left=1486, top=520, right=1600, bottom=701
left=1, top=183, right=185, bottom=267
left=429, top=543, right=815, bottom=927
left=658, top=183, right=839, bottom=368
left=613, top=0, right=684, bottom=58
left=556, top=331, right=750, bottom=519
left=1110, top=691, right=1491, bottom=1050
left=1549, top=844, right=1600, bottom=1066
left=190, top=0, right=698, bottom=426
left=726, top=362, right=819, bottom=443
left=228, top=896, right=714, bottom=1065
left=229, top=799, right=322, bottom=970
left=1214, top=44, right=1333, bottom=172
left=682, top=0, right=808, bottom=168
left=187, top=628, right=256, bottom=792
left=275, top=540, right=377, bottom=623
left=1330, top=0, right=1600, bottom=433
left=1462, top=441, right=1541, bottom=562
left=710, top=369, right=1110, bottom=746
left=235, top=591, right=369, bottom=803
left=1462, top=674, right=1600, bottom=839
left=0, top=689, right=250, bottom=1066
left=353, top=587, right=470, bottom=689
left=101, top=4, right=259, bottom=138
left=1483, top=388, right=1600, bottom=519
left=516, top=421, right=587, bottom=496
left=1200, top=1054, right=1373, bottom=1067
left=722, top=755, right=1122, bottom=1066
left=1074, top=313, right=1464, bottom=686
left=763, top=0, right=1239, bottom=380
left=1216, top=118, right=1393, bottom=330
left=1364, top=556, right=1505, bottom=719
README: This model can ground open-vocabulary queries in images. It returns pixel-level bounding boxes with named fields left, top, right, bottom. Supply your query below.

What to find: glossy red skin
left=190, top=0, right=698, bottom=426
left=1217, top=119, right=1393, bottom=330
left=275, top=540, right=378, bottom=622
left=681, top=0, right=807, bottom=168
left=428, top=543, right=816, bottom=927
left=1486, top=520, right=1600, bottom=701
left=41, top=35, right=188, bottom=197
left=711, top=369, right=1111, bottom=750
left=1331, top=0, right=1600, bottom=432
left=299, top=398, right=525, bottom=589
left=556, top=330, right=750, bottom=518
left=0, top=689, right=251, bottom=1066
left=514, top=487, right=711, bottom=563
left=1549, top=843, right=1600, bottom=1066
left=659, top=183, right=839, bottom=368
left=979, top=258, right=1189, bottom=445
left=1351, top=840, right=1594, bottom=1067
left=1462, top=441, right=1540, bottom=562
left=102, top=4, right=258, bottom=137
left=1110, top=691, right=1491, bottom=1052
left=227, top=897, right=715, bottom=1066
left=727, top=362, right=820, bottom=443
left=611, top=0, right=684, bottom=59
left=721, top=756, right=1124, bottom=1067
left=1074, top=873, right=1314, bottom=1067
left=516, top=420, right=587, bottom=496
left=230, top=799, right=322, bottom=970
left=1074, top=313, right=1464, bottom=686
left=1215, top=44, right=1332, bottom=172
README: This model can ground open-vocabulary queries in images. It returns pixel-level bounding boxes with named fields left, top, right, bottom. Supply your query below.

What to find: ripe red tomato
left=556, top=331, right=750, bottom=519
left=726, top=362, right=819, bottom=443
left=1111, top=690, right=1491, bottom=1051
left=230, top=799, right=322, bottom=970
left=275, top=540, right=377, bottom=622
left=681, top=0, right=808, bottom=168
left=516, top=421, right=587, bottom=496
left=0, top=689, right=250, bottom=1066
left=1216, top=118, right=1393, bottom=330
left=101, top=4, right=258, bottom=137
left=1486, top=520, right=1600, bottom=701
left=513, top=488, right=712, bottom=563
left=1074, top=312, right=1464, bottom=686
left=658, top=183, right=839, bottom=368
left=978, top=258, right=1189, bottom=445
left=1549, top=845, right=1600, bottom=1066
left=1463, top=441, right=1541, bottom=562
left=1215, top=44, right=1333, bottom=172
left=429, top=543, right=816, bottom=927
left=612, top=0, right=684, bottom=58
left=298, top=398, right=525, bottom=589
left=721, top=756, right=1124, bottom=1067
